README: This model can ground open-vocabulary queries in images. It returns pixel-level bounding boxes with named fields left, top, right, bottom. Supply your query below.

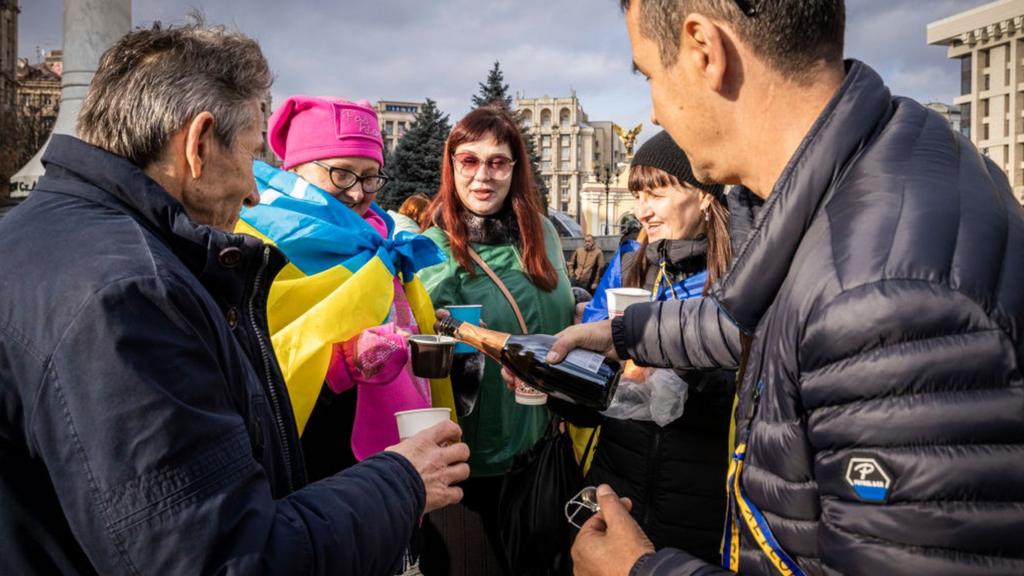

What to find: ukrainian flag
left=236, top=161, right=454, bottom=434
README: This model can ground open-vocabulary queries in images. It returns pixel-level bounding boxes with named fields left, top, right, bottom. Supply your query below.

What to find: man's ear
left=680, top=14, right=728, bottom=93
left=184, top=112, right=216, bottom=180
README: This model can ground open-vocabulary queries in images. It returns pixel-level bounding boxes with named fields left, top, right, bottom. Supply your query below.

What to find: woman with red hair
left=418, top=105, right=574, bottom=574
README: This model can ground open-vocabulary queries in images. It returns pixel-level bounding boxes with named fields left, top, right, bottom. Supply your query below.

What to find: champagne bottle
left=437, top=316, right=621, bottom=411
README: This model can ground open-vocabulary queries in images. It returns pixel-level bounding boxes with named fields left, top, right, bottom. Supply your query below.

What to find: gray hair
left=78, top=22, right=271, bottom=168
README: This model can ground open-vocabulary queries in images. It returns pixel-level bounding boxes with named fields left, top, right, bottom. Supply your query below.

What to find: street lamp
left=597, top=165, right=618, bottom=235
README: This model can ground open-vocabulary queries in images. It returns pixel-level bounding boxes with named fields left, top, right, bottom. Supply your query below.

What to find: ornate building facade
left=15, top=51, right=62, bottom=157
left=515, top=94, right=598, bottom=219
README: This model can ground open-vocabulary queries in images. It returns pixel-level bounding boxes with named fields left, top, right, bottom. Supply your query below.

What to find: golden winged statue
left=613, top=122, right=643, bottom=157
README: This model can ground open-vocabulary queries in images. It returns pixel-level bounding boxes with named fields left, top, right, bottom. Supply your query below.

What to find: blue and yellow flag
left=237, top=161, right=453, bottom=433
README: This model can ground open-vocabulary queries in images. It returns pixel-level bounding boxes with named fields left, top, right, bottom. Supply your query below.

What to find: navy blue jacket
left=620, top=61, right=1024, bottom=575
left=0, top=135, right=425, bottom=575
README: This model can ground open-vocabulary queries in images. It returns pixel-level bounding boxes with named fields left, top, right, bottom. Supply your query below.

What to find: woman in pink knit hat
left=237, top=97, right=456, bottom=555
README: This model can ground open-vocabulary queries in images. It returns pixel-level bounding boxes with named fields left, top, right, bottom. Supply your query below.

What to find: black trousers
left=420, top=476, right=512, bottom=576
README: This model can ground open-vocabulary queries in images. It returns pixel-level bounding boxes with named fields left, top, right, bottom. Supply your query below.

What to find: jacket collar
left=709, top=60, right=894, bottom=332
left=37, top=135, right=285, bottom=300
left=461, top=207, right=519, bottom=245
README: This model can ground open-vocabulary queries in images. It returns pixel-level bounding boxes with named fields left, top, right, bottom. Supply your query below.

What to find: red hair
left=429, top=106, right=558, bottom=291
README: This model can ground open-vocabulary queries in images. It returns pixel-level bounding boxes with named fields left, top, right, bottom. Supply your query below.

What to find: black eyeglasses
left=311, top=160, right=389, bottom=195
left=734, top=0, right=757, bottom=17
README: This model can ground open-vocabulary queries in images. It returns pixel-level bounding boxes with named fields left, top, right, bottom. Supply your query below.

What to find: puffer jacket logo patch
left=844, top=455, right=892, bottom=502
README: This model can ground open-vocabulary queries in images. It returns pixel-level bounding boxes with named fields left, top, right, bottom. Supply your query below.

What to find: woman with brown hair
left=417, top=105, right=574, bottom=575
left=389, top=192, right=432, bottom=234
left=580, top=131, right=735, bottom=563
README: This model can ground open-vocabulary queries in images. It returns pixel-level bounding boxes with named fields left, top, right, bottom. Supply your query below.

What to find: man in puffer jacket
left=555, top=1, right=1024, bottom=575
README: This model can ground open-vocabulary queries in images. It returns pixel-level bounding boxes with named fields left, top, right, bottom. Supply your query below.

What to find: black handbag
left=497, top=418, right=597, bottom=575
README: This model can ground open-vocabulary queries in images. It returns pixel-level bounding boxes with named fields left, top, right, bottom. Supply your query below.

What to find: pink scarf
left=323, top=209, right=432, bottom=460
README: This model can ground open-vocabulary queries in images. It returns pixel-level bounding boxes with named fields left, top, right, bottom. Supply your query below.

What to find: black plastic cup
left=408, top=335, right=456, bottom=379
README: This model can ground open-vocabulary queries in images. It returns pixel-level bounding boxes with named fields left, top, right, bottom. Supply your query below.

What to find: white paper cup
left=395, top=407, right=452, bottom=440
left=515, top=384, right=548, bottom=406
left=606, top=287, right=650, bottom=317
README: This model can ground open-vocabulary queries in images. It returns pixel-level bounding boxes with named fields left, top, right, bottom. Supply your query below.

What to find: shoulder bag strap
left=466, top=245, right=529, bottom=335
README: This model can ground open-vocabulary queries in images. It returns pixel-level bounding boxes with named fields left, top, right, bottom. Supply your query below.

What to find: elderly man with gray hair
left=0, top=24, right=469, bottom=575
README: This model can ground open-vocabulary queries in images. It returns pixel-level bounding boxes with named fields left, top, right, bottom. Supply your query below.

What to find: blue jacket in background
left=0, top=135, right=424, bottom=575
left=583, top=240, right=706, bottom=322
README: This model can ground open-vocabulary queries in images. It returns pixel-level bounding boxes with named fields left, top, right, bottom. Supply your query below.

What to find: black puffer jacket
left=588, top=240, right=735, bottom=561
left=618, top=61, right=1024, bottom=575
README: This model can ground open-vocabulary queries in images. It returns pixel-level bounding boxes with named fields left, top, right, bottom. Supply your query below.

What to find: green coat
left=419, top=217, right=574, bottom=476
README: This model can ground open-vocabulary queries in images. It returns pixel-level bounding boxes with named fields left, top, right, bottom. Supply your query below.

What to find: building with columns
left=515, top=93, right=640, bottom=234
left=928, top=0, right=1024, bottom=203
left=516, top=93, right=603, bottom=221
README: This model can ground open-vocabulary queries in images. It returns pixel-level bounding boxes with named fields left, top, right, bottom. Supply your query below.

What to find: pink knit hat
left=268, top=95, right=384, bottom=170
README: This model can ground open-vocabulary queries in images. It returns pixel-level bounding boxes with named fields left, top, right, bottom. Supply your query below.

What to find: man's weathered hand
left=572, top=484, right=656, bottom=576
left=386, top=420, right=470, bottom=513
left=544, top=319, right=619, bottom=364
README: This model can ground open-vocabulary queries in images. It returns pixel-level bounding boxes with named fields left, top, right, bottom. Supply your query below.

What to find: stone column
left=10, top=0, right=130, bottom=198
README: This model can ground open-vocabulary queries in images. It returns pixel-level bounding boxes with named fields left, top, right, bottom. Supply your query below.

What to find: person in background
left=568, top=233, right=605, bottom=292
left=0, top=24, right=468, bottom=575
left=559, top=0, right=1024, bottom=574
left=619, top=219, right=642, bottom=246
left=390, top=192, right=433, bottom=234
left=581, top=131, right=734, bottom=562
left=418, top=105, right=574, bottom=575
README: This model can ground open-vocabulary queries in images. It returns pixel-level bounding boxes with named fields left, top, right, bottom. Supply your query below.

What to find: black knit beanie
left=630, top=130, right=726, bottom=202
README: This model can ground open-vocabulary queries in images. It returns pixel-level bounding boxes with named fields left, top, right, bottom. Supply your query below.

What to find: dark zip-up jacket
left=587, top=239, right=734, bottom=561
left=0, top=135, right=425, bottom=575
left=617, top=61, right=1024, bottom=575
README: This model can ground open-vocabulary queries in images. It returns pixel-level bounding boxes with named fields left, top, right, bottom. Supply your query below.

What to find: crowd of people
left=1, top=1, right=1022, bottom=575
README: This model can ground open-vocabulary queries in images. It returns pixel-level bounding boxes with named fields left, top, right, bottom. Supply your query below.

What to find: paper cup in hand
left=515, top=384, right=548, bottom=406
left=606, top=287, right=650, bottom=318
left=445, top=305, right=482, bottom=354
left=395, top=407, right=452, bottom=440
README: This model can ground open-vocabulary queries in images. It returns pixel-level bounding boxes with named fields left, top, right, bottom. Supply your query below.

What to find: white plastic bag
left=602, top=368, right=688, bottom=426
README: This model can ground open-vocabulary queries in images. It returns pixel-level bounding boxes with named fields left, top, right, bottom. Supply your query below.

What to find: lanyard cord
left=651, top=261, right=681, bottom=301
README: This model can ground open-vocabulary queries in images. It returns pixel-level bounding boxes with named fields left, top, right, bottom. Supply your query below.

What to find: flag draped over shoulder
left=237, top=160, right=452, bottom=433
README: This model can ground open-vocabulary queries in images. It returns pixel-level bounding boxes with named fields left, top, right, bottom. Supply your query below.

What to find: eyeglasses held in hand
left=312, top=160, right=389, bottom=194
left=565, top=486, right=602, bottom=529
left=452, top=153, right=517, bottom=180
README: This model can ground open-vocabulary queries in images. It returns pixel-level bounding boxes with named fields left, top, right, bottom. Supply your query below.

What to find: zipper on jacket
left=248, top=245, right=295, bottom=493
left=641, top=426, right=663, bottom=528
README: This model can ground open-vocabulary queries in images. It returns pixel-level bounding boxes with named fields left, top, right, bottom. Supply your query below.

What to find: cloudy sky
left=17, top=0, right=991, bottom=142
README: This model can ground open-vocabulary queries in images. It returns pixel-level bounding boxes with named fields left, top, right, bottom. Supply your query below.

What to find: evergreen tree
left=473, top=61, right=513, bottom=109
left=470, top=61, right=549, bottom=212
left=379, top=99, right=451, bottom=211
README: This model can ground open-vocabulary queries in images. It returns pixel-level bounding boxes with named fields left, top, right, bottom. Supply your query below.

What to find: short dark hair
left=78, top=22, right=272, bottom=168
left=621, top=0, right=845, bottom=81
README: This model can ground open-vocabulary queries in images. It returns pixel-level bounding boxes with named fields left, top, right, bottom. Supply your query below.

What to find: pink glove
left=325, top=323, right=409, bottom=393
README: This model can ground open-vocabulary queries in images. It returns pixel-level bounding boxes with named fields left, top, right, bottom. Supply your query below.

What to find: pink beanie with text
left=268, top=95, right=384, bottom=170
